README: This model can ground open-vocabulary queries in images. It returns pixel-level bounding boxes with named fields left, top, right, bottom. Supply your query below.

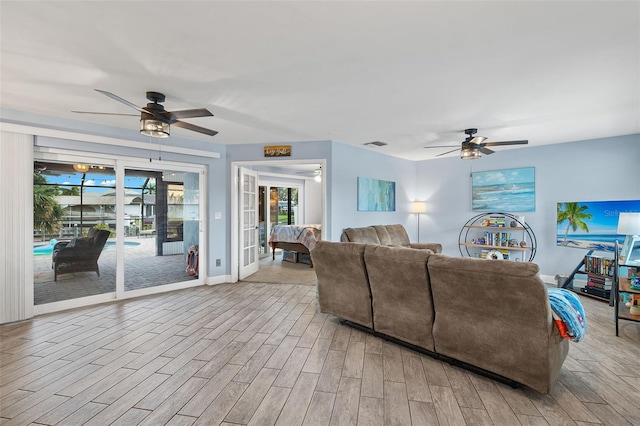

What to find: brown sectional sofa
left=312, top=241, right=569, bottom=394
left=340, top=223, right=442, bottom=254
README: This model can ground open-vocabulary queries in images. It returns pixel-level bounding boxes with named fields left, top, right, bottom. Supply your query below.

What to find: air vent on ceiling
left=364, top=141, right=387, bottom=147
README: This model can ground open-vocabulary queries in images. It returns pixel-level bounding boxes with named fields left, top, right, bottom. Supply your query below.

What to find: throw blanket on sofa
left=548, top=288, right=586, bottom=342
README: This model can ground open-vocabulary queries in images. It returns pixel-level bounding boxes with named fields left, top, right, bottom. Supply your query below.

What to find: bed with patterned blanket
left=268, top=224, right=322, bottom=267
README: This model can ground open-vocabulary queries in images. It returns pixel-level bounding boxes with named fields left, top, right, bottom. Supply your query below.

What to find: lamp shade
left=617, top=213, right=640, bottom=236
left=411, top=201, right=427, bottom=214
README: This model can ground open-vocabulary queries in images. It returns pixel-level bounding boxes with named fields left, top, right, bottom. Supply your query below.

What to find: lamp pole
left=411, top=201, right=427, bottom=243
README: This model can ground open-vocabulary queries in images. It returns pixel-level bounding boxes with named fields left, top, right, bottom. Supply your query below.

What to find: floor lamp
left=411, top=201, right=427, bottom=242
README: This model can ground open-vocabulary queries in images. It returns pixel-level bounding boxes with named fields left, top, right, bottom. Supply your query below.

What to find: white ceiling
left=2, top=1, right=638, bottom=161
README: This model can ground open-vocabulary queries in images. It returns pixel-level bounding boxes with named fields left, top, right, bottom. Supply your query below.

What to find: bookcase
left=458, top=212, right=537, bottom=262
left=614, top=240, right=640, bottom=336
left=559, top=241, right=638, bottom=335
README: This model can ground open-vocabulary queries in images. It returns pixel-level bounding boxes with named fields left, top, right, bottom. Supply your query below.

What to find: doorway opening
left=232, top=160, right=325, bottom=283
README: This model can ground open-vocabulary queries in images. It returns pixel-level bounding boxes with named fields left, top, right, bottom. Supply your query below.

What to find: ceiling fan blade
left=469, top=136, right=487, bottom=144
left=435, top=148, right=461, bottom=157
left=71, top=111, right=138, bottom=116
left=95, top=89, right=145, bottom=113
left=482, top=140, right=529, bottom=147
left=479, top=147, right=495, bottom=155
left=172, top=120, right=218, bottom=136
left=167, top=108, right=213, bottom=122
left=424, top=145, right=459, bottom=149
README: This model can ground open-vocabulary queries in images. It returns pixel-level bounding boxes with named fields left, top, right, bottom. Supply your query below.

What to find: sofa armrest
left=408, top=242, right=442, bottom=253
left=312, top=241, right=374, bottom=329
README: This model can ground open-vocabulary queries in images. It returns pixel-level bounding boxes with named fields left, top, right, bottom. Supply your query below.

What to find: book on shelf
left=486, top=215, right=506, bottom=227
left=586, top=274, right=612, bottom=290
left=584, top=255, right=613, bottom=276
left=483, top=231, right=511, bottom=247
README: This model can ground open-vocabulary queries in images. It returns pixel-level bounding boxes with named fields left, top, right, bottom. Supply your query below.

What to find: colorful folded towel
left=548, top=288, right=587, bottom=342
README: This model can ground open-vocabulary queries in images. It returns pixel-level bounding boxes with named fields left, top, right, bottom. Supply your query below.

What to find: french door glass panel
left=239, top=167, right=259, bottom=279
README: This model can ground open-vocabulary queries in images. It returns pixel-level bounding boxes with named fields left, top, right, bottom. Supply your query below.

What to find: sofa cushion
left=364, top=245, right=435, bottom=351
left=371, top=225, right=391, bottom=245
left=427, top=255, right=568, bottom=394
left=342, top=227, right=381, bottom=244
left=312, top=241, right=374, bottom=328
left=374, top=224, right=410, bottom=246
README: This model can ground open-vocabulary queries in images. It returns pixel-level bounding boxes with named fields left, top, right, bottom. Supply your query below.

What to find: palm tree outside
left=557, top=202, right=593, bottom=245
left=33, top=173, right=64, bottom=241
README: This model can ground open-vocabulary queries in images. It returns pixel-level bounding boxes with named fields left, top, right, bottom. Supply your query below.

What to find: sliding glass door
left=33, top=152, right=205, bottom=309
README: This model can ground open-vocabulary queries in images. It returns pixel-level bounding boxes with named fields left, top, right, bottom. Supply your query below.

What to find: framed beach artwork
left=556, top=199, right=640, bottom=252
left=357, top=177, right=396, bottom=211
left=472, top=167, right=535, bottom=212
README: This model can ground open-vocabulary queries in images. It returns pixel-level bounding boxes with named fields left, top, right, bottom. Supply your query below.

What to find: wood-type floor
left=1, top=282, right=639, bottom=425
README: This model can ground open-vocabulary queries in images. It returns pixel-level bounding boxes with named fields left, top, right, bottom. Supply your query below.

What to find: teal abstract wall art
left=357, top=177, right=396, bottom=211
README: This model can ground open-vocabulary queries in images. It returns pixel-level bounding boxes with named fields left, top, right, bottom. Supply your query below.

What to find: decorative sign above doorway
left=264, top=145, right=291, bottom=157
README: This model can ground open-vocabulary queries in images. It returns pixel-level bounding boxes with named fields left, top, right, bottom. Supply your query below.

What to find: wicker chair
left=52, top=228, right=110, bottom=281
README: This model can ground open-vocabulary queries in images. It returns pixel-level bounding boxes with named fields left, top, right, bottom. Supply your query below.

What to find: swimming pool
left=33, top=240, right=140, bottom=256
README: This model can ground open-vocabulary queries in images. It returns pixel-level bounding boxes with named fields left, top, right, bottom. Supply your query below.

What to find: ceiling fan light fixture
left=460, top=147, right=481, bottom=160
left=140, top=117, right=170, bottom=138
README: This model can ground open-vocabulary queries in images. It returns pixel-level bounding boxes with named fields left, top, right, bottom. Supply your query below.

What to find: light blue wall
left=227, top=140, right=419, bottom=242
left=8, top=106, right=640, bottom=280
left=416, top=134, right=640, bottom=277
left=329, top=141, right=417, bottom=241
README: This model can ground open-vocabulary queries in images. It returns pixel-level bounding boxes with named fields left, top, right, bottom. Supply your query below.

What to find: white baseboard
left=207, top=274, right=233, bottom=285
left=540, top=274, right=557, bottom=286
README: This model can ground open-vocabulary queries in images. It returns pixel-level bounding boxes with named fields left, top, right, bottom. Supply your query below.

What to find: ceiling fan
left=294, top=166, right=323, bottom=182
left=73, top=89, right=218, bottom=138
left=424, top=128, right=528, bottom=159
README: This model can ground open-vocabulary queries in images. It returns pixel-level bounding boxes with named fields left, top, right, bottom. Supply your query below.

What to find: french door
left=239, top=167, right=259, bottom=279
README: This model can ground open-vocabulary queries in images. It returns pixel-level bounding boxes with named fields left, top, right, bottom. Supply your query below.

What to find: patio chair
left=52, top=228, right=110, bottom=281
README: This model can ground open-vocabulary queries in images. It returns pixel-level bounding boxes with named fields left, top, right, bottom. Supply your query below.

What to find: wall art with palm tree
left=557, top=200, right=640, bottom=252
